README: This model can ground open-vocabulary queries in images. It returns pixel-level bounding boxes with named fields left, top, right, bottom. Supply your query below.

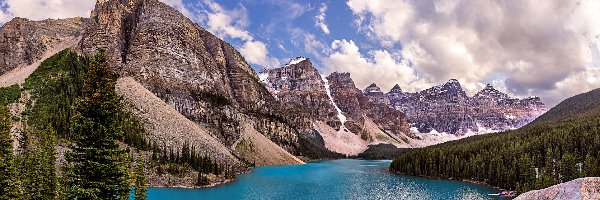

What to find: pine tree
left=559, top=152, right=578, bottom=182
left=0, top=106, right=22, bottom=199
left=19, top=126, right=58, bottom=199
left=66, top=50, right=129, bottom=200
left=134, top=153, right=147, bottom=200
left=583, top=153, right=599, bottom=176
left=196, top=173, right=209, bottom=186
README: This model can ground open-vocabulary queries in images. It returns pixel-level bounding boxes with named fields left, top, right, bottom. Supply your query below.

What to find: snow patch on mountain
left=258, top=72, right=269, bottom=83
left=257, top=71, right=280, bottom=99
left=408, top=123, right=502, bottom=147
left=321, top=74, right=347, bottom=129
left=285, top=57, right=307, bottom=67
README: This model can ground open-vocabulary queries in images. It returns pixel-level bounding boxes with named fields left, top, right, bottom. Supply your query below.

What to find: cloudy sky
left=1, top=0, right=599, bottom=106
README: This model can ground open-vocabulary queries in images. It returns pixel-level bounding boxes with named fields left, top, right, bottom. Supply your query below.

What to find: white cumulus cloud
left=323, top=39, right=431, bottom=92
left=240, top=40, right=280, bottom=69
left=314, top=3, right=330, bottom=34
left=0, top=0, right=95, bottom=24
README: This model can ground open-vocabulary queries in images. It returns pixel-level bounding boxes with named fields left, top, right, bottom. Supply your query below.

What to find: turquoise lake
left=146, top=159, right=504, bottom=200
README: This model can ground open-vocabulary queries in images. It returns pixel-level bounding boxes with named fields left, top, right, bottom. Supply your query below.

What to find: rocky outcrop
left=0, top=37, right=81, bottom=87
left=78, top=0, right=301, bottom=163
left=388, top=80, right=547, bottom=135
left=515, top=178, right=600, bottom=200
left=0, top=17, right=85, bottom=75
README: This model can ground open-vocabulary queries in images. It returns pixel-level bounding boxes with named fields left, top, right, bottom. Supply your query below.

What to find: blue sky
left=188, top=0, right=370, bottom=70
left=0, top=0, right=599, bottom=106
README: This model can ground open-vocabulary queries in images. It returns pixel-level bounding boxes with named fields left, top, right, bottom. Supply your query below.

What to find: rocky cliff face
left=387, top=80, right=547, bottom=135
left=77, top=0, right=302, bottom=165
left=0, top=17, right=85, bottom=75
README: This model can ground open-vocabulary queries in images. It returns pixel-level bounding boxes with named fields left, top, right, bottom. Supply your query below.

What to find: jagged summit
left=364, top=83, right=381, bottom=93
left=419, top=79, right=467, bottom=99
left=389, top=84, right=402, bottom=93
left=364, top=83, right=389, bottom=105
left=443, top=79, right=463, bottom=89
left=474, top=83, right=509, bottom=100
left=259, top=56, right=323, bottom=93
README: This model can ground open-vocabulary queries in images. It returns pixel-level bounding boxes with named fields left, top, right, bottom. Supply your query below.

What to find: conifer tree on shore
left=66, top=50, right=129, bottom=199
left=0, top=107, right=22, bottom=199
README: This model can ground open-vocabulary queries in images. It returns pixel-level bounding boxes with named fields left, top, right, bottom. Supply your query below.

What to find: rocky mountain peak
left=259, top=56, right=324, bottom=93
left=389, top=84, right=403, bottom=93
left=443, top=79, right=463, bottom=90
left=446, top=78, right=460, bottom=86
left=327, top=72, right=357, bottom=92
left=364, top=83, right=381, bottom=93
left=420, top=79, right=467, bottom=100
left=474, top=83, right=509, bottom=100
left=364, top=83, right=389, bottom=105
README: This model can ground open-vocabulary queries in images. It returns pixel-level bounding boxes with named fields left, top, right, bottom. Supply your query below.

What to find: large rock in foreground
left=515, top=178, right=600, bottom=200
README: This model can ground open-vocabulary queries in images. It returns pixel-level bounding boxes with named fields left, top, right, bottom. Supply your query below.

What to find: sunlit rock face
left=387, top=81, right=548, bottom=135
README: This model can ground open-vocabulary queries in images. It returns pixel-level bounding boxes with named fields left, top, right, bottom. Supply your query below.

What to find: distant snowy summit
left=386, top=79, right=547, bottom=135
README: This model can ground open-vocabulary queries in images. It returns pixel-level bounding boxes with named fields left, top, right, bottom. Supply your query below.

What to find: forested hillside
left=530, top=88, right=600, bottom=124
left=390, top=88, right=600, bottom=194
left=0, top=49, right=233, bottom=199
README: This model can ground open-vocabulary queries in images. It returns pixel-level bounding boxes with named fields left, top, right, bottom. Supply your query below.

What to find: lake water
left=147, top=159, right=503, bottom=200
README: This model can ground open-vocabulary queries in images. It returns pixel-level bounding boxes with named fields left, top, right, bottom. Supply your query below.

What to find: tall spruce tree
left=0, top=106, right=22, bottom=199
left=18, top=125, right=58, bottom=199
left=134, top=153, right=148, bottom=200
left=66, top=50, right=129, bottom=200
